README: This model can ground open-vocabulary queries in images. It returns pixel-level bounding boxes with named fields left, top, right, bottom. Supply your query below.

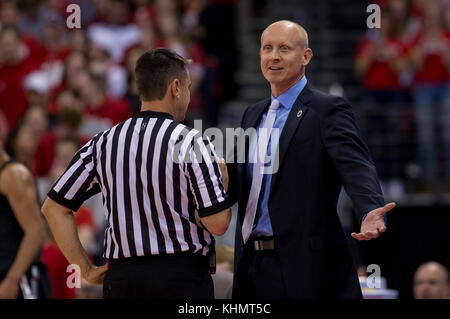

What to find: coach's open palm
left=351, top=202, right=396, bottom=241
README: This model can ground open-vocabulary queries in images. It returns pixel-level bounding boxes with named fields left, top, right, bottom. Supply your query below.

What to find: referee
left=42, top=48, right=232, bottom=299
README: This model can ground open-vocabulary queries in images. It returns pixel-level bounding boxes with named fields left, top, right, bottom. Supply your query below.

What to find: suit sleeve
left=320, top=97, right=385, bottom=223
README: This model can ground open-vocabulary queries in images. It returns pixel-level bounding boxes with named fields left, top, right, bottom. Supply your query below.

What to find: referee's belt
left=249, top=237, right=275, bottom=251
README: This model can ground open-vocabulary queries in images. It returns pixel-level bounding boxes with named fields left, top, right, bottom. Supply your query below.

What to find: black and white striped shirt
left=48, top=111, right=230, bottom=259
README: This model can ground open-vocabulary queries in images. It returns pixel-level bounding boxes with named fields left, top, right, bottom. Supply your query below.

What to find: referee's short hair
left=135, top=48, right=190, bottom=102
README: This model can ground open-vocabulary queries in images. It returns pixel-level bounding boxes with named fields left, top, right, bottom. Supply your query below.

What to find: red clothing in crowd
left=41, top=242, right=75, bottom=299
left=86, top=96, right=132, bottom=126
left=0, top=36, right=44, bottom=129
left=41, top=206, right=96, bottom=299
left=409, top=31, right=450, bottom=85
left=33, top=131, right=90, bottom=177
left=355, top=36, right=408, bottom=91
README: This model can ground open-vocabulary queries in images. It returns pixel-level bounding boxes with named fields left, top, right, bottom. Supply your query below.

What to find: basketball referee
left=42, top=48, right=232, bottom=298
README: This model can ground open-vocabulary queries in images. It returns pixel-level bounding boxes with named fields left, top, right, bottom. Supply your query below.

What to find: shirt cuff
left=47, top=190, right=83, bottom=212
left=197, top=196, right=232, bottom=218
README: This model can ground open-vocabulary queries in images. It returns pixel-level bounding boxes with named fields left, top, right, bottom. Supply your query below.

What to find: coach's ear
left=302, top=48, right=313, bottom=67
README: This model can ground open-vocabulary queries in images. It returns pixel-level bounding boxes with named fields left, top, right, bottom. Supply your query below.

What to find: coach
left=228, top=20, right=395, bottom=298
left=42, top=48, right=232, bottom=298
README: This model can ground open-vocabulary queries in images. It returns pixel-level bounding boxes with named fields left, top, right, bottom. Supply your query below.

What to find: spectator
left=388, top=0, right=421, bottom=42
left=414, top=261, right=450, bottom=299
left=24, top=72, right=52, bottom=111
left=409, top=0, right=450, bottom=192
left=87, top=0, right=141, bottom=63
left=132, top=0, right=156, bottom=31
left=21, top=105, right=49, bottom=143
left=33, top=90, right=88, bottom=178
left=76, top=71, right=132, bottom=129
left=124, top=46, right=145, bottom=115
left=0, top=0, right=20, bottom=29
left=0, top=26, right=43, bottom=130
left=48, top=51, right=88, bottom=117
left=5, top=126, right=35, bottom=170
left=70, top=29, right=89, bottom=55
left=88, top=43, right=127, bottom=98
left=355, top=7, right=409, bottom=198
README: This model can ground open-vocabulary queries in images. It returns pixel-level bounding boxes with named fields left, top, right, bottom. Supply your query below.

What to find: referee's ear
left=169, top=78, right=181, bottom=100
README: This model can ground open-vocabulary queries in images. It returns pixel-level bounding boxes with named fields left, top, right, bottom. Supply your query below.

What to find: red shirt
left=86, top=96, right=132, bottom=126
left=409, top=31, right=450, bottom=85
left=0, top=56, right=43, bottom=129
left=33, top=131, right=90, bottom=177
left=41, top=242, right=76, bottom=299
left=0, top=34, right=46, bottom=129
left=41, top=206, right=96, bottom=299
left=75, top=206, right=96, bottom=231
left=355, top=36, right=407, bottom=91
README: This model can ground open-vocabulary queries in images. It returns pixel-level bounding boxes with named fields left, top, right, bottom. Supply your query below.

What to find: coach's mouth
left=268, top=66, right=283, bottom=72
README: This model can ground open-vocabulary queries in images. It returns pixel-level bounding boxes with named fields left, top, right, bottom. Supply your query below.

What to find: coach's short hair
left=135, top=48, right=190, bottom=101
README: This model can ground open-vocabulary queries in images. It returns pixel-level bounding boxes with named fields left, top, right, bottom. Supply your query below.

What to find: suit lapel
left=243, top=98, right=271, bottom=130
left=270, top=82, right=313, bottom=191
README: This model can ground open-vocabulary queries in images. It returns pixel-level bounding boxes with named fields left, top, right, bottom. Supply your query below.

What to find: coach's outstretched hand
left=351, top=202, right=396, bottom=241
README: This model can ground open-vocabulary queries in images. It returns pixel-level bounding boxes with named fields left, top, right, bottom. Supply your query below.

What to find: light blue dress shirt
left=247, top=76, right=308, bottom=237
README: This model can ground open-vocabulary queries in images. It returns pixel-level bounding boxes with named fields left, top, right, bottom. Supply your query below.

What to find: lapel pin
left=297, top=110, right=303, bottom=118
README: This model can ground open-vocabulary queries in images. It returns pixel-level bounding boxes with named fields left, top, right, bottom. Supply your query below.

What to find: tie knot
left=269, top=99, right=280, bottom=111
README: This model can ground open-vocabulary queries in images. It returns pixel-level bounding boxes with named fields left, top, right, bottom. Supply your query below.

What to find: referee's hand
left=85, top=263, right=109, bottom=285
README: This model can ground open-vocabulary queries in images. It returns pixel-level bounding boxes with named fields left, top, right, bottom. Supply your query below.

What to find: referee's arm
left=200, top=158, right=231, bottom=236
left=42, top=138, right=107, bottom=285
left=42, top=198, right=108, bottom=284
left=187, top=136, right=232, bottom=236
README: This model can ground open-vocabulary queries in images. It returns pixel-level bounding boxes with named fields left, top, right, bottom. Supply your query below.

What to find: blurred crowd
left=355, top=0, right=450, bottom=198
left=0, top=0, right=237, bottom=298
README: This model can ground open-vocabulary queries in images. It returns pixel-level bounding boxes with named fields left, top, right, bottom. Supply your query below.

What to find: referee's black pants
left=103, top=253, right=214, bottom=299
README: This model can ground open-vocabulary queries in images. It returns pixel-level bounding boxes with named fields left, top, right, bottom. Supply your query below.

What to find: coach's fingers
left=351, top=232, right=370, bottom=241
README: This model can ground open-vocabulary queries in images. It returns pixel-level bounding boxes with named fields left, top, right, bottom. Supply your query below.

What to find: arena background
left=0, top=0, right=449, bottom=299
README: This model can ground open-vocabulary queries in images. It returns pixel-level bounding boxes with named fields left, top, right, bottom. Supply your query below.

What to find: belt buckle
left=253, top=240, right=263, bottom=251
left=253, top=238, right=274, bottom=251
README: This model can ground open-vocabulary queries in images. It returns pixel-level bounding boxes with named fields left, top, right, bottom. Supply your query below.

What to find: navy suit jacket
left=228, top=82, right=385, bottom=298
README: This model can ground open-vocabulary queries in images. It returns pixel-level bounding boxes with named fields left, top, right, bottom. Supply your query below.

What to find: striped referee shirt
left=48, top=111, right=231, bottom=259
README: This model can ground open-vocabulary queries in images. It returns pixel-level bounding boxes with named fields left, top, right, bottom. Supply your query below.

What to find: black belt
left=250, top=237, right=275, bottom=251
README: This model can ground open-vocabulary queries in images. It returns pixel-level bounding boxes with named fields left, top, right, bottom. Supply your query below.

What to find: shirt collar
left=271, top=75, right=308, bottom=110
left=135, top=110, right=174, bottom=120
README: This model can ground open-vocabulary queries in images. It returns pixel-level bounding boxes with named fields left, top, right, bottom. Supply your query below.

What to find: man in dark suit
left=228, top=20, right=396, bottom=298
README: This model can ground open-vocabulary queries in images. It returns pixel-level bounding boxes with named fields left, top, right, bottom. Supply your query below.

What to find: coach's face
left=260, top=21, right=312, bottom=96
